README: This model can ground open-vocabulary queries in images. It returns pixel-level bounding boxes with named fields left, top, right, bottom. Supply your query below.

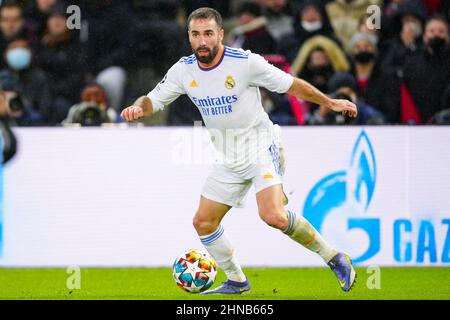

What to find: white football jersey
left=148, top=46, right=294, bottom=169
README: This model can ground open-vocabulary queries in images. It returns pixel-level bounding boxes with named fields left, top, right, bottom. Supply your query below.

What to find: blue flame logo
left=303, top=130, right=379, bottom=263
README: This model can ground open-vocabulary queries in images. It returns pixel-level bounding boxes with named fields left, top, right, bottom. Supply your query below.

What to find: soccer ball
left=172, top=249, right=218, bottom=293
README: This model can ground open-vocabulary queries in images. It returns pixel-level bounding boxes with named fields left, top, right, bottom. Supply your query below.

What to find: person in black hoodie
left=403, top=15, right=450, bottom=123
left=35, top=3, right=87, bottom=124
left=381, top=0, right=427, bottom=77
left=348, top=31, right=399, bottom=123
left=278, top=0, right=341, bottom=63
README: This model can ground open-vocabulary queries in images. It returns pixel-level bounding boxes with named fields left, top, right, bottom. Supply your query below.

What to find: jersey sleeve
left=147, top=62, right=185, bottom=111
left=248, top=53, right=294, bottom=94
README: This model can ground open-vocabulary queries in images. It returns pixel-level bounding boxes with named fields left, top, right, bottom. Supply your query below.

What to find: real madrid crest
left=225, top=75, right=235, bottom=89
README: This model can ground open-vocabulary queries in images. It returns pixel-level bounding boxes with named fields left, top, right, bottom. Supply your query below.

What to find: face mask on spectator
left=6, top=48, right=31, bottom=71
left=310, top=65, right=334, bottom=77
left=427, top=37, right=447, bottom=55
left=353, top=51, right=375, bottom=64
left=302, top=21, right=323, bottom=32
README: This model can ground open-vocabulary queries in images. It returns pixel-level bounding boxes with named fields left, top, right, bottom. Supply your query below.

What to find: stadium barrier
left=2, top=126, right=449, bottom=267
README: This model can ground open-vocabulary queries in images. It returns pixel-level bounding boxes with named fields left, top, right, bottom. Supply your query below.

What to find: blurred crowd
left=0, top=0, right=449, bottom=126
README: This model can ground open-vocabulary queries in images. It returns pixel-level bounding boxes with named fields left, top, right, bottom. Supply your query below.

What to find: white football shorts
left=201, top=139, right=287, bottom=208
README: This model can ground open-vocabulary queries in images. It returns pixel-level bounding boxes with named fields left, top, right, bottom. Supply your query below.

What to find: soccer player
left=121, top=8, right=357, bottom=294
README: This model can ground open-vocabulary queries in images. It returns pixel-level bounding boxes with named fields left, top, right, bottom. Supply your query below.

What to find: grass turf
left=0, top=267, right=448, bottom=300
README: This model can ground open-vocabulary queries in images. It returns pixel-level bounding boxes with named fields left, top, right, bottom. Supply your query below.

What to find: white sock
left=283, top=210, right=337, bottom=263
left=200, top=225, right=247, bottom=282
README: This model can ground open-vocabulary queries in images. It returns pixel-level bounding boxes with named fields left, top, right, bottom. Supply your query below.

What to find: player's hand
left=328, top=99, right=358, bottom=118
left=120, top=105, right=144, bottom=122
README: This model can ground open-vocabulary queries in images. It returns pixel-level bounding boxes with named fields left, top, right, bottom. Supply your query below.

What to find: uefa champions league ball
left=172, top=249, right=218, bottom=293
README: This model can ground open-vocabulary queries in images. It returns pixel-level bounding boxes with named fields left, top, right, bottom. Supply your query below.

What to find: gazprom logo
left=303, top=130, right=450, bottom=265
left=304, top=130, right=378, bottom=263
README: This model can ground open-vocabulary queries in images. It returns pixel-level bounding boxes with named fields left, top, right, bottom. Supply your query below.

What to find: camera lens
left=9, top=96, right=24, bottom=112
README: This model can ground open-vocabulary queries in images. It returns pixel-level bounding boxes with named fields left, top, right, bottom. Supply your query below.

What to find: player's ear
left=219, top=28, right=224, bottom=41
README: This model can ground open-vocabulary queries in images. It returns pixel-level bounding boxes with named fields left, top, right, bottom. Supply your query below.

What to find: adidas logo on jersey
left=190, top=80, right=198, bottom=88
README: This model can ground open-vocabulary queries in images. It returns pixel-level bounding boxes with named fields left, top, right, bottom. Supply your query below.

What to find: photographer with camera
left=62, top=83, right=117, bottom=126
left=308, top=72, right=385, bottom=125
left=1, top=38, right=51, bottom=125
left=0, top=69, right=42, bottom=126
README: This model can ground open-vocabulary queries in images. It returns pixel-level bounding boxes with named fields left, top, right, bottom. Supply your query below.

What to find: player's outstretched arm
left=120, top=96, right=154, bottom=122
left=287, top=78, right=358, bottom=118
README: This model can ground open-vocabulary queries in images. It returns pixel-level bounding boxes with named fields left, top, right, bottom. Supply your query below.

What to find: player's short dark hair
left=187, top=7, right=223, bottom=30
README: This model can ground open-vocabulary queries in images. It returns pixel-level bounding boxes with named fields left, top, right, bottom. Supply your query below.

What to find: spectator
left=0, top=1, right=34, bottom=68
left=63, top=83, right=117, bottom=126
left=349, top=32, right=399, bottom=121
left=292, top=35, right=350, bottom=92
left=402, top=15, right=450, bottom=123
left=278, top=0, right=342, bottom=63
left=260, top=0, right=295, bottom=42
left=326, top=0, right=383, bottom=51
left=80, top=0, right=133, bottom=112
left=24, top=0, right=59, bottom=39
left=228, top=2, right=277, bottom=54
left=35, top=3, right=87, bottom=123
left=382, top=0, right=426, bottom=38
left=358, top=12, right=391, bottom=56
left=1, top=38, right=51, bottom=125
left=308, top=72, right=385, bottom=125
left=382, top=0, right=427, bottom=77
left=297, top=47, right=336, bottom=95
left=289, top=36, right=349, bottom=120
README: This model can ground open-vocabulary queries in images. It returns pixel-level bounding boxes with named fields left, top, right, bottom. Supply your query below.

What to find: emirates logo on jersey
left=225, top=75, right=235, bottom=89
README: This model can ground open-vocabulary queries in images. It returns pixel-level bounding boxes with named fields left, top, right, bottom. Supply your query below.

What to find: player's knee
left=192, top=215, right=219, bottom=235
left=259, top=208, right=289, bottom=230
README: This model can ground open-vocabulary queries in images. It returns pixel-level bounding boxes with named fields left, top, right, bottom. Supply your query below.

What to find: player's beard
left=194, top=44, right=219, bottom=64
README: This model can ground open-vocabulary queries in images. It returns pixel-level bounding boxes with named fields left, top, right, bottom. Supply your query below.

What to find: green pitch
left=0, top=267, right=448, bottom=300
